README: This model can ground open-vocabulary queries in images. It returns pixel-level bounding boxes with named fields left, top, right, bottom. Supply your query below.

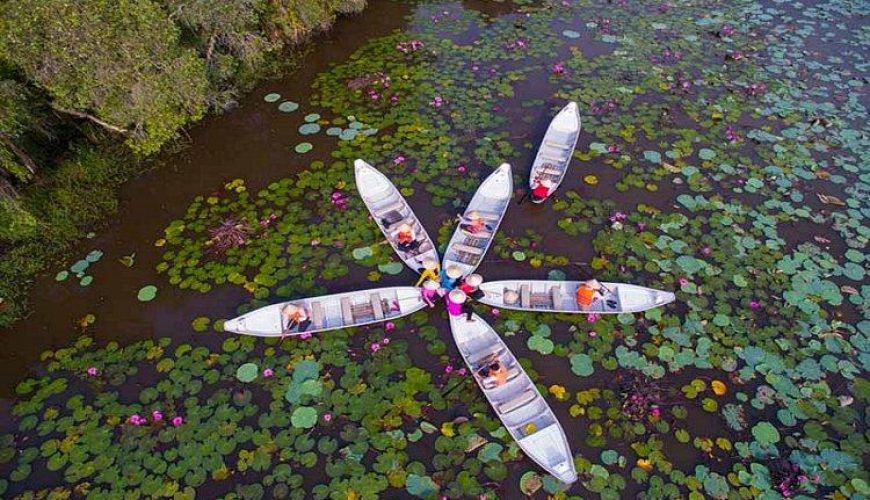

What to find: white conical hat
left=423, top=258, right=439, bottom=270
left=446, top=265, right=462, bottom=278
left=449, top=289, right=467, bottom=304
left=467, top=211, right=481, bottom=220
left=465, top=274, right=483, bottom=287
left=398, top=223, right=413, bottom=232
left=503, top=290, right=519, bottom=304
left=423, top=279, right=439, bottom=290
left=282, top=303, right=300, bottom=316
left=541, top=178, right=553, bottom=188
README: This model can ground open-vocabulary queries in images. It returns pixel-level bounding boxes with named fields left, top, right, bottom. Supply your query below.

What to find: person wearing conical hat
left=415, top=258, right=440, bottom=287
left=458, top=210, right=491, bottom=234
left=396, top=223, right=420, bottom=252
left=459, top=273, right=484, bottom=300
left=446, top=289, right=467, bottom=317
left=281, top=302, right=311, bottom=338
left=440, top=264, right=463, bottom=290
left=531, top=177, right=554, bottom=202
left=420, top=279, right=442, bottom=308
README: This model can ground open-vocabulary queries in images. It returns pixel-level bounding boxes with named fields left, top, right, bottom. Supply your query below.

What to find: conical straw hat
left=465, top=274, right=483, bottom=287
left=423, top=280, right=439, bottom=290
left=446, top=265, right=462, bottom=278
left=449, top=289, right=467, bottom=304
left=422, top=258, right=439, bottom=270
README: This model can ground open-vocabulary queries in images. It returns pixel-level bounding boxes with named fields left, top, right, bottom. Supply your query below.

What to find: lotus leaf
left=750, top=422, right=780, bottom=446
left=290, top=407, right=317, bottom=429
left=294, top=142, right=313, bottom=154
left=236, top=363, right=258, bottom=382
left=570, top=353, right=594, bottom=377
left=406, top=474, right=438, bottom=498
left=278, top=101, right=298, bottom=112
left=264, top=93, right=280, bottom=102
left=137, top=285, right=158, bottom=302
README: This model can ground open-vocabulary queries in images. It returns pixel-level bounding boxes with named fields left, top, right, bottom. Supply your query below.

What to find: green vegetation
left=0, top=0, right=369, bottom=327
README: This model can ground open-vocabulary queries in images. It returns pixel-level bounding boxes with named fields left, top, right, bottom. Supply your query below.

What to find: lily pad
left=570, top=353, right=594, bottom=377
left=294, top=142, right=313, bottom=154
left=352, top=246, right=373, bottom=260
left=54, top=271, right=68, bottom=281
left=278, top=100, right=298, bottom=112
left=303, top=113, right=320, bottom=123
left=236, top=363, right=258, bottom=382
left=137, top=285, right=158, bottom=302
left=378, top=262, right=405, bottom=275
left=562, top=30, right=581, bottom=38
left=290, top=407, right=318, bottom=429
left=298, top=123, right=320, bottom=135
left=264, top=93, right=281, bottom=102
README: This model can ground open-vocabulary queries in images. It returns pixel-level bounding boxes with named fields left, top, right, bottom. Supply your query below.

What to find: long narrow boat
left=478, top=280, right=675, bottom=314
left=354, top=159, right=440, bottom=273
left=528, top=102, right=581, bottom=203
left=449, top=313, right=577, bottom=484
left=223, top=286, right=425, bottom=337
left=441, top=163, right=513, bottom=276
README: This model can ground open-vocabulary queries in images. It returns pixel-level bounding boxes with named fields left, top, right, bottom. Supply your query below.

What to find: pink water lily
left=678, top=278, right=690, bottom=286
left=151, top=410, right=163, bottom=422
left=587, top=313, right=599, bottom=323
left=370, top=343, right=381, bottom=353
left=607, top=144, right=621, bottom=154
left=491, top=308, right=500, bottom=317
left=393, top=155, right=406, bottom=165
left=171, top=416, right=183, bottom=427
left=589, top=330, right=598, bottom=338
left=263, top=368, right=274, bottom=378
left=384, top=321, right=396, bottom=332
left=128, top=414, right=146, bottom=426
left=86, top=366, right=99, bottom=377
left=456, top=164, right=467, bottom=174
left=431, top=95, right=445, bottom=108
left=551, top=63, right=565, bottom=75
left=444, top=364, right=454, bottom=374
left=636, top=222, right=646, bottom=231
left=299, top=332, right=312, bottom=340
left=322, top=412, right=333, bottom=422
left=457, top=368, right=467, bottom=377
left=701, top=246, right=712, bottom=256
left=382, top=337, right=391, bottom=345
left=749, top=299, right=761, bottom=310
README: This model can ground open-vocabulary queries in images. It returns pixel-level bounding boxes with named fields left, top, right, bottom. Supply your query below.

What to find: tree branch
left=0, top=135, right=38, bottom=175
left=52, top=106, right=130, bottom=135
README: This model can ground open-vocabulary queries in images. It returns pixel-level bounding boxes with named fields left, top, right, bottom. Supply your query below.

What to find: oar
left=442, top=376, right=470, bottom=397
left=516, top=190, right=530, bottom=206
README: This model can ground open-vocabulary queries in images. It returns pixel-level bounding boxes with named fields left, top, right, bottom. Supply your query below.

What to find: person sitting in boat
left=420, top=279, right=442, bottom=308
left=440, top=265, right=463, bottom=290
left=446, top=289, right=467, bottom=317
left=575, top=279, right=604, bottom=310
left=281, top=303, right=311, bottom=335
left=458, top=211, right=492, bottom=234
left=459, top=273, right=484, bottom=301
left=530, top=177, right=553, bottom=202
left=477, top=360, right=508, bottom=387
left=501, top=289, right=520, bottom=306
left=415, top=258, right=440, bottom=287
left=396, top=224, right=420, bottom=252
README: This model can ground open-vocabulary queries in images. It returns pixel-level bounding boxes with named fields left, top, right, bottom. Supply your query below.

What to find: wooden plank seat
left=482, top=367, right=521, bottom=389
left=530, top=292, right=550, bottom=307
left=340, top=298, right=354, bottom=324
left=541, top=154, right=564, bottom=163
left=550, top=286, right=563, bottom=309
left=452, top=243, right=484, bottom=255
left=370, top=293, right=384, bottom=320
left=545, top=141, right=571, bottom=150
left=351, top=302, right=374, bottom=319
left=497, top=389, right=538, bottom=414
left=310, top=301, right=325, bottom=329
left=452, top=251, right=480, bottom=265
left=374, top=200, right=405, bottom=218
left=461, top=229, right=492, bottom=239
left=537, top=166, right=563, bottom=176
left=520, top=284, right=531, bottom=308
left=473, top=210, right=502, bottom=222
left=468, top=345, right=506, bottom=367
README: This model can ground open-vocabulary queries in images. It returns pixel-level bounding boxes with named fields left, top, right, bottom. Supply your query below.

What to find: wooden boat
left=355, top=159, right=439, bottom=273
left=528, top=102, right=581, bottom=203
left=478, top=280, right=675, bottom=314
left=441, top=163, right=513, bottom=276
left=449, top=313, right=577, bottom=484
left=223, top=286, right=425, bottom=337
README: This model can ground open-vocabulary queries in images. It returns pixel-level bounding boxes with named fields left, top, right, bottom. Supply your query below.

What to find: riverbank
left=0, top=0, right=371, bottom=328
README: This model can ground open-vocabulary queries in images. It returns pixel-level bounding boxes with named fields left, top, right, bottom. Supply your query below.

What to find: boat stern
left=655, top=290, right=677, bottom=306
left=551, top=460, right=578, bottom=484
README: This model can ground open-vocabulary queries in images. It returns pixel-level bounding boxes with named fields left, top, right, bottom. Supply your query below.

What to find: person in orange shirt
left=487, top=361, right=509, bottom=387
left=575, top=279, right=603, bottom=310
left=396, top=223, right=420, bottom=251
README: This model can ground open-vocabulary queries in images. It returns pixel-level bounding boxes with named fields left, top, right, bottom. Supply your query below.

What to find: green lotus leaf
left=751, top=422, right=780, bottom=446
left=406, top=473, right=438, bottom=498
left=137, top=285, right=158, bottom=302
left=264, top=93, right=281, bottom=102
left=54, top=270, right=69, bottom=281
left=236, top=363, right=258, bottom=382
left=570, top=353, right=594, bottom=377
left=290, top=407, right=317, bottom=429
left=278, top=100, right=298, bottom=112
left=294, top=142, right=313, bottom=154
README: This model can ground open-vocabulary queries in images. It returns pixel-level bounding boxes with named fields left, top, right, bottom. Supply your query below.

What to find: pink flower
left=393, top=155, right=406, bottom=165
left=310, top=239, right=320, bottom=246
left=86, top=366, right=99, bottom=377
left=299, top=332, right=312, bottom=340
left=701, top=246, right=712, bottom=256
left=385, top=321, right=395, bottom=332
left=589, top=330, right=598, bottom=338
left=720, top=24, right=736, bottom=37
left=431, top=95, right=445, bottom=108
left=151, top=410, right=163, bottom=422
left=444, top=365, right=454, bottom=374
left=749, top=299, right=761, bottom=310
left=322, top=413, right=333, bottom=422
left=456, top=164, right=467, bottom=174
left=587, top=313, right=599, bottom=323
left=382, top=337, right=391, bottom=345
left=551, top=63, right=565, bottom=75
left=128, top=414, right=146, bottom=426
left=457, top=368, right=467, bottom=377
left=263, top=368, right=274, bottom=378
left=171, top=416, right=183, bottom=427
left=650, top=406, right=661, bottom=418
left=636, top=222, right=646, bottom=231
left=370, top=343, right=381, bottom=353
left=491, top=308, right=500, bottom=316
left=607, top=144, right=621, bottom=154
left=678, top=278, right=689, bottom=286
